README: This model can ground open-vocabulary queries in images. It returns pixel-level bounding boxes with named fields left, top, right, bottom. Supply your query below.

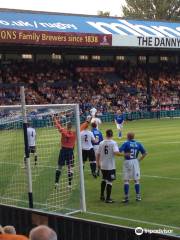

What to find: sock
left=34, top=155, right=37, bottom=165
left=90, top=162, right=96, bottom=174
left=55, top=169, right=61, bottom=184
left=93, top=162, right=96, bottom=173
left=124, top=184, right=129, bottom=198
left=118, top=132, right=122, bottom=138
left=106, top=184, right=112, bottom=200
left=135, top=184, right=140, bottom=195
left=68, top=172, right=73, bottom=186
left=101, top=180, right=106, bottom=197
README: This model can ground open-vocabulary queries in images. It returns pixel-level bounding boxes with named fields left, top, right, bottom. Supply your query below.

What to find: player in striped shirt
left=54, top=116, right=90, bottom=188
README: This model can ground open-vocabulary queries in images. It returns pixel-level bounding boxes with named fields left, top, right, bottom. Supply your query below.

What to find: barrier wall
left=0, top=204, right=179, bottom=240
left=0, top=110, right=179, bottom=130
left=100, top=110, right=180, bottom=122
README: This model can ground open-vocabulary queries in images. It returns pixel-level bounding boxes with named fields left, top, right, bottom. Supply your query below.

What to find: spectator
left=0, top=60, right=179, bottom=113
left=0, top=233, right=28, bottom=240
left=0, top=225, right=28, bottom=240
left=0, top=225, right=4, bottom=234
left=3, top=226, right=16, bottom=234
left=29, top=225, right=57, bottom=240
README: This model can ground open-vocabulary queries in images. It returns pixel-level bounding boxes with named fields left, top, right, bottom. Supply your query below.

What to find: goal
left=0, top=88, right=86, bottom=215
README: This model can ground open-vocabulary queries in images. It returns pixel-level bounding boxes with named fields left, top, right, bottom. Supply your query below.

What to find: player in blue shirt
left=114, top=110, right=125, bottom=138
left=119, top=132, right=147, bottom=202
left=91, top=122, right=103, bottom=176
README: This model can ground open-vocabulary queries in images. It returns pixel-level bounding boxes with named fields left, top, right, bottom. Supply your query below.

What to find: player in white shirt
left=90, top=107, right=102, bottom=129
left=97, top=129, right=124, bottom=203
left=90, top=107, right=97, bottom=117
left=91, top=117, right=102, bottom=130
left=27, top=123, right=38, bottom=165
left=81, top=124, right=97, bottom=178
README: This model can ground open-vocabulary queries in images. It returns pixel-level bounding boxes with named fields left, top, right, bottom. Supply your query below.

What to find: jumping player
left=90, top=107, right=102, bottom=129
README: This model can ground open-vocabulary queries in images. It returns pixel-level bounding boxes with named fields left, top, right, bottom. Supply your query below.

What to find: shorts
left=93, top=145, right=99, bottom=156
left=82, top=148, right=96, bottom=163
left=123, top=159, right=140, bottom=180
left=116, top=123, right=123, bottom=130
left=29, top=146, right=36, bottom=154
left=101, top=169, right=116, bottom=182
left=58, top=147, right=74, bottom=166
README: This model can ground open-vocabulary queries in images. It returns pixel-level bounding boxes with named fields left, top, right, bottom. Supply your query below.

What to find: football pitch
left=79, top=119, right=180, bottom=236
left=0, top=118, right=180, bottom=236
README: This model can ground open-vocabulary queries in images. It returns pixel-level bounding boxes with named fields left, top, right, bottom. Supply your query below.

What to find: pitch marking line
left=117, top=173, right=180, bottom=181
left=83, top=169, right=180, bottom=181
left=86, top=211, right=180, bottom=231
left=144, top=141, right=180, bottom=145
left=142, top=174, right=180, bottom=180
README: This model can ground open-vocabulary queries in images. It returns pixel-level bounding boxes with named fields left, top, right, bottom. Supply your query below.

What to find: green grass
left=77, top=119, right=180, bottom=236
left=0, top=118, right=180, bottom=236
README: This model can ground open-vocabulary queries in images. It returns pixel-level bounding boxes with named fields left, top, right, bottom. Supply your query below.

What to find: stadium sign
left=0, top=29, right=112, bottom=46
left=0, top=11, right=180, bottom=48
left=112, top=35, right=180, bottom=48
left=87, top=19, right=180, bottom=38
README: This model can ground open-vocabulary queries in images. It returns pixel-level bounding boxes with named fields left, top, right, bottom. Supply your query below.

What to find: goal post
left=20, top=86, right=33, bottom=209
left=0, top=89, right=86, bottom=214
left=75, top=104, right=86, bottom=213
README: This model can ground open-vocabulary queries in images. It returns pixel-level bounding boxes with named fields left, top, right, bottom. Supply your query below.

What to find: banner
left=76, top=67, right=115, bottom=72
left=0, top=10, right=180, bottom=37
left=0, top=29, right=112, bottom=46
left=0, top=10, right=180, bottom=48
left=112, top=35, right=180, bottom=48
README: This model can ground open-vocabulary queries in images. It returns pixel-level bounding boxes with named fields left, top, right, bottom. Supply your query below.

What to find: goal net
left=0, top=103, right=86, bottom=215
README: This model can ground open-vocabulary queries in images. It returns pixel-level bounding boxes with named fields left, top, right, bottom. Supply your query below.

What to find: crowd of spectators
left=0, top=60, right=179, bottom=114
left=0, top=224, right=57, bottom=240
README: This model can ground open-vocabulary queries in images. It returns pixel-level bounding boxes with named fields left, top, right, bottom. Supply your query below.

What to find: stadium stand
left=0, top=60, right=179, bottom=114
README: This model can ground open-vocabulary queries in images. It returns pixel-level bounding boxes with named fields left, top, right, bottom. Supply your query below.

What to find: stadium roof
left=0, top=9, right=180, bottom=48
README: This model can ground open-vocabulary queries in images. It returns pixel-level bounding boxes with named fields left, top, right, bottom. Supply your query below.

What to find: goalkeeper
left=54, top=116, right=90, bottom=188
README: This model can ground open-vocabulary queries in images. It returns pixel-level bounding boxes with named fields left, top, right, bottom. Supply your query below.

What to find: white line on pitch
left=144, top=141, right=180, bottom=145
left=118, top=173, right=180, bottom=181
left=142, top=174, right=180, bottom=180
left=84, top=170, right=180, bottom=181
left=86, top=211, right=180, bottom=230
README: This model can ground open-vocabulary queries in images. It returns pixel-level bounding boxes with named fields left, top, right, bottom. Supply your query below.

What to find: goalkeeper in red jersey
left=54, top=116, right=90, bottom=189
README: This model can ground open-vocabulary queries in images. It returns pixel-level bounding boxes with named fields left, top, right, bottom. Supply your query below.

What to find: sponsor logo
left=87, top=19, right=180, bottom=38
left=135, top=227, right=143, bottom=236
left=0, top=20, right=78, bottom=30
